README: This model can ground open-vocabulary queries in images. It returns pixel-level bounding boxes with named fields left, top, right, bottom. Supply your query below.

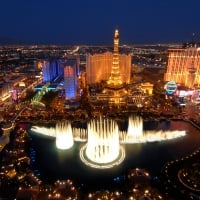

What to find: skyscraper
left=86, top=53, right=131, bottom=84
left=86, top=52, right=112, bottom=84
left=42, top=60, right=63, bottom=83
left=164, top=46, right=200, bottom=88
left=63, top=59, right=79, bottom=99
left=42, top=61, right=51, bottom=83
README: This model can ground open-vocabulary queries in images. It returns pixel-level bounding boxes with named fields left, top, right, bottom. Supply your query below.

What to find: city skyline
left=1, top=0, right=200, bottom=45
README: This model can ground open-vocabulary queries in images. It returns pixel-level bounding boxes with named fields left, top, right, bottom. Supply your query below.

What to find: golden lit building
left=86, top=43, right=131, bottom=84
left=86, top=52, right=112, bottom=84
left=102, top=29, right=127, bottom=104
left=140, top=82, right=153, bottom=95
left=87, top=29, right=154, bottom=107
left=164, top=46, right=200, bottom=88
left=90, top=29, right=127, bottom=105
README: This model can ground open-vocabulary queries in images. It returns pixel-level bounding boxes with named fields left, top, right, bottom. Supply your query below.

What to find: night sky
left=0, top=0, right=200, bottom=45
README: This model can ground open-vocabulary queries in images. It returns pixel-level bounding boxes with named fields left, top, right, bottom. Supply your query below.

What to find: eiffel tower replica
left=103, top=29, right=127, bottom=105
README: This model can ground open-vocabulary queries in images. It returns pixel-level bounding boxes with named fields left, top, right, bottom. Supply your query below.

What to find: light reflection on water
left=29, top=120, right=200, bottom=189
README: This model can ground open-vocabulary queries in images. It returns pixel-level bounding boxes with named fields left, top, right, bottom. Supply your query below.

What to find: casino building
left=40, top=57, right=80, bottom=100
left=86, top=30, right=131, bottom=85
left=164, top=45, right=200, bottom=89
left=86, top=52, right=131, bottom=85
left=164, top=45, right=200, bottom=104
left=87, top=29, right=130, bottom=105
left=63, top=59, right=80, bottom=99
left=42, top=60, right=63, bottom=83
left=102, top=29, right=128, bottom=105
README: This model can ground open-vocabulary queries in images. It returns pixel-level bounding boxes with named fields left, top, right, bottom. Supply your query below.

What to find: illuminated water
left=29, top=119, right=200, bottom=190
left=80, top=117, right=125, bottom=169
left=86, top=117, right=120, bottom=164
left=55, top=121, right=74, bottom=150
left=31, top=116, right=185, bottom=169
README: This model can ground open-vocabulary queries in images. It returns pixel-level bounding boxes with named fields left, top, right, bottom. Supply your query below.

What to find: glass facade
left=63, top=60, right=79, bottom=99
left=42, top=60, right=63, bottom=83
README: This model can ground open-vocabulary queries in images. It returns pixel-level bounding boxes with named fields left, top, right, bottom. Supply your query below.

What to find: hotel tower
left=164, top=46, right=200, bottom=88
left=63, top=59, right=79, bottom=99
left=86, top=30, right=131, bottom=85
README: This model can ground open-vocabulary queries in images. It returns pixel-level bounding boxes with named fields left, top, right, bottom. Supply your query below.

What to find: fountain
left=31, top=121, right=74, bottom=150
left=86, top=117, right=120, bottom=163
left=55, top=121, right=74, bottom=150
left=31, top=115, right=186, bottom=169
left=127, top=116, right=143, bottom=142
left=120, top=116, right=186, bottom=143
left=80, top=117, right=125, bottom=169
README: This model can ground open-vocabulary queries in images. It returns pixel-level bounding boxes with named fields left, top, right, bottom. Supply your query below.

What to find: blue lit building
left=63, top=59, right=79, bottom=99
left=42, top=60, right=63, bottom=83
left=41, top=58, right=79, bottom=100
left=42, top=61, right=50, bottom=83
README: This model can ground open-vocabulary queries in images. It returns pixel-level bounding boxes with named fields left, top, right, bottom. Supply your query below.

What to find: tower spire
left=107, top=29, right=122, bottom=87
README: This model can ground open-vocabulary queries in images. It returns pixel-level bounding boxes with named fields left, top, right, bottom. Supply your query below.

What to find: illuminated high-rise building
left=63, top=59, right=79, bottom=99
left=86, top=53, right=131, bottom=84
left=42, top=60, right=63, bottom=83
left=86, top=52, right=112, bottom=84
left=42, top=61, right=50, bottom=82
left=164, top=46, right=200, bottom=88
left=86, top=31, right=131, bottom=85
